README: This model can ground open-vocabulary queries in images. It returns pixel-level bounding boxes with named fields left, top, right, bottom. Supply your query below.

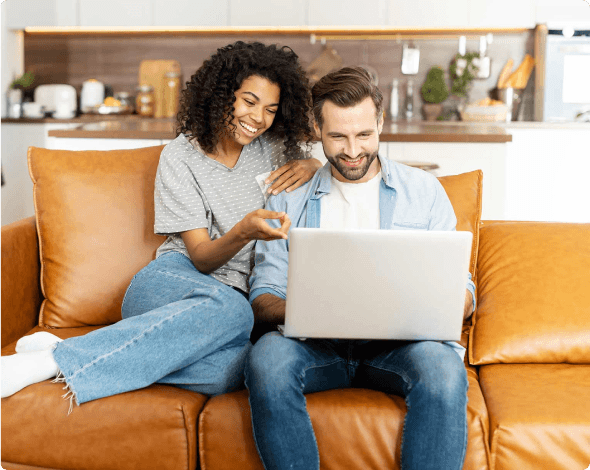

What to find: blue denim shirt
left=249, top=155, right=476, bottom=356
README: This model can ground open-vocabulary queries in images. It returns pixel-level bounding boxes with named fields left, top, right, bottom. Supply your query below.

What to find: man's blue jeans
left=52, top=252, right=253, bottom=405
left=245, top=332, right=468, bottom=470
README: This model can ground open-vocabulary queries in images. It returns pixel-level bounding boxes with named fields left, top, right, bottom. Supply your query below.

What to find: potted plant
left=421, top=66, right=449, bottom=121
left=7, top=71, right=35, bottom=118
left=443, top=52, right=479, bottom=120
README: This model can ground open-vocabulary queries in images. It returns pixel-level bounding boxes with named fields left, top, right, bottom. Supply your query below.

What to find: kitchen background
left=2, top=0, right=590, bottom=227
left=21, top=32, right=536, bottom=120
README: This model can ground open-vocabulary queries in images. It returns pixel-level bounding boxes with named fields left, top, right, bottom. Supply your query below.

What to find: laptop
left=282, top=228, right=473, bottom=341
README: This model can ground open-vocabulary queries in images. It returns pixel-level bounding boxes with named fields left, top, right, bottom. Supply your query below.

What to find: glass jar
left=135, top=84, right=154, bottom=117
left=114, top=91, right=134, bottom=112
left=163, top=71, right=181, bottom=118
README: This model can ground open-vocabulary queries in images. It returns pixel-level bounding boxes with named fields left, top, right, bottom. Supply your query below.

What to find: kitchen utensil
left=22, top=102, right=45, bottom=119
left=496, top=59, right=514, bottom=89
left=163, top=71, right=181, bottom=118
left=401, top=43, right=420, bottom=75
left=404, top=79, right=415, bottom=120
left=115, top=92, right=134, bottom=112
left=389, top=78, right=399, bottom=121
left=136, top=84, right=155, bottom=117
left=496, top=87, right=524, bottom=121
left=7, top=88, right=22, bottom=118
left=306, top=46, right=343, bottom=83
left=81, top=79, right=105, bottom=112
left=505, top=55, right=535, bottom=89
left=138, top=60, right=181, bottom=118
left=34, top=84, right=77, bottom=115
left=475, top=36, right=491, bottom=79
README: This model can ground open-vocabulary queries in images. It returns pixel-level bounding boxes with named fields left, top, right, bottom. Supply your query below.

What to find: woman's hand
left=266, top=158, right=323, bottom=195
left=182, top=210, right=290, bottom=274
left=236, top=209, right=291, bottom=242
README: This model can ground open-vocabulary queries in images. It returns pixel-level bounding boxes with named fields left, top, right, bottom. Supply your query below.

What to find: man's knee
left=409, top=342, right=468, bottom=403
left=246, top=332, right=302, bottom=390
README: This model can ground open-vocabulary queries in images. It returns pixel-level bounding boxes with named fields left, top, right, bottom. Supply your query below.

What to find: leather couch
left=2, top=145, right=589, bottom=470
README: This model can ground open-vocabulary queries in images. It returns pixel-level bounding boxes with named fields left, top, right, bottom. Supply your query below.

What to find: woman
left=2, top=41, right=321, bottom=409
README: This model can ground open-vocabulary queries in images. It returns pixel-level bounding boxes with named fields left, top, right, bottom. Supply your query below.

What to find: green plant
left=421, top=66, right=449, bottom=104
left=449, top=52, right=479, bottom=98
left=10, top=71, right=35, bottom=89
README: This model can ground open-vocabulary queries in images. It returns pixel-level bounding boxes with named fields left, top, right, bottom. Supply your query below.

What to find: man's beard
left=325, top=150, right=379, bottom=181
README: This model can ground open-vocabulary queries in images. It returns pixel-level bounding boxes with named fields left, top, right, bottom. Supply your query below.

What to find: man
left=245, top=67, right=475, bottom=470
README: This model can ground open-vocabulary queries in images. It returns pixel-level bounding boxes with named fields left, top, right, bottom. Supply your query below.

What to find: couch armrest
left=1, top=216, right=42, bottom=348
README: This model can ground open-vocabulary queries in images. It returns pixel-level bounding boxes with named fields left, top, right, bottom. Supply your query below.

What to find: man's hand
left=236, top=209, right=291, bottom=242
left=464, top=289, right=474, bottom=320
left=266, top=158, right=323, bottom=195
left=252, top=293, right=287, bottom=324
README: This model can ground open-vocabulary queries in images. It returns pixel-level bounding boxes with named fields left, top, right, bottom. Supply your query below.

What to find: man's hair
left=311, top=66, right=384, bottom=129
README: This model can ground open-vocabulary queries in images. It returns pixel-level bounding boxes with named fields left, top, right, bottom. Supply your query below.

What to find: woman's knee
left=217, top=287, right=254, bottom=334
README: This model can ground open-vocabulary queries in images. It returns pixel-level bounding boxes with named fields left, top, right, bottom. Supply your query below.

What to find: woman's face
left=228, top=75, right=281, bottom=146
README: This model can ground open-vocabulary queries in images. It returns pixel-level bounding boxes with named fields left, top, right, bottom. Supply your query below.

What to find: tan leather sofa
left=2, top=146, right=589, bottom=470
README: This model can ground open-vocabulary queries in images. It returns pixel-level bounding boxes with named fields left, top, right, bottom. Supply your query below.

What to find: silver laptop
left=282, top=228, right=473, bottom=341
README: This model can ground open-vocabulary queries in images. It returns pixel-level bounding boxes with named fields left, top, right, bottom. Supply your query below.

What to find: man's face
left=314, top=96, right=383, bottom=183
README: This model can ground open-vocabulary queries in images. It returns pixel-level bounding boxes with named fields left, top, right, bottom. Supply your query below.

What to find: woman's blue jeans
left=245, top=332, right=468, bottom=470
left=52, top=252, right=253, bottom=405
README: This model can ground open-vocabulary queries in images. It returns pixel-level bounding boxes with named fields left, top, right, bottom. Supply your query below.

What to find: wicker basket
left=460, top=105, right=508, bottom=122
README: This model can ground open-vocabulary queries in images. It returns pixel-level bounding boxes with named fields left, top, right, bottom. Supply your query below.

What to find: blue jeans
left=245, top=332, right=468, bottom=470
left=52, top=252, right=253, bottom=405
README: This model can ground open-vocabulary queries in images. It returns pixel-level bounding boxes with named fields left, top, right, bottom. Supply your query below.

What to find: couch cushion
left=198, top=376, right=490, bottom=470
left=479, top=363, right=590, bottom=470
left=1, top=379, right=206, bottom=470
left=28, top=146, right=166, bottom=328
left=438, top=170, right=483, bottom=279
left=470, top=222, right=590, bottom=364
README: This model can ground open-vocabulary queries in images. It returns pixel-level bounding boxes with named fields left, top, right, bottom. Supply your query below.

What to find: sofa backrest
left=28, top=146, right=482, bottom=328
left=470, top=221, right=590, bottom=365
left=28, top=145, right=166, bottom=328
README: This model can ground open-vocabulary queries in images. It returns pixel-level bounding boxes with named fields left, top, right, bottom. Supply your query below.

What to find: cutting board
left=139, top=60, right=181, bottom=118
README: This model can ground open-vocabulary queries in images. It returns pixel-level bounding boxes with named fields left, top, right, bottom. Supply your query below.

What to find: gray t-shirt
left=154, top=132, right=288, bottom=292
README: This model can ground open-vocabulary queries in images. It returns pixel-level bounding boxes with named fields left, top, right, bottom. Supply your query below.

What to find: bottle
left=135, top=84, right=155, bottom=117
left=162, top=71, right=181, bottom=118
left=389, top=79, right=399, bottom=121
left=404, top=79, right=414, bottom=121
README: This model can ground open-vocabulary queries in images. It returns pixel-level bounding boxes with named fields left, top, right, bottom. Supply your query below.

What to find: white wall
left=1, top=0, right=24, bottom=117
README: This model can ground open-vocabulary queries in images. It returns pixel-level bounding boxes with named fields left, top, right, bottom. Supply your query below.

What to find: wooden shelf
left=23, top=26, right=531, bottom=39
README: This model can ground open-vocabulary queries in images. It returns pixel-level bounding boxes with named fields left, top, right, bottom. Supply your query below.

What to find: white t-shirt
left=320, top=172, right=381, bottom=230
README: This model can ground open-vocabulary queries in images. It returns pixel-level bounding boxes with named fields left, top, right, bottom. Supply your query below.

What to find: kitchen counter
left=25, top=117, right=515, bottom=143
left=46, top=119, right=177, bottom=140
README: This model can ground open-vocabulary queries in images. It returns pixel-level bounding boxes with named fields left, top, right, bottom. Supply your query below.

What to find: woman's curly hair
left=177, top=41, right=313, bottom=160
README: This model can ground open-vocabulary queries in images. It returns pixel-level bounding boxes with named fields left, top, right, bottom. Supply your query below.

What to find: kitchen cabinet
left=153, top=0, right=228, bottom=26
left=468, top=0, right=536, bottom=29
left=4, top=0, right=59, bottom=29
left=229, top=0, right=306, bottom=26
left=504, top=127, right=590, bottom=223
left=46, top=136, right=164, bottom=150
left=383, top=142, right=507, bottom=221
left=387, top=0, right=470, bottom=29
left=535, top=0, right=590, bottom=27
left=55, top=0, right=78, bottom=26
left=309, top=0, right=389, bottom=26
left=78, top=0, right=152, bottom=27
